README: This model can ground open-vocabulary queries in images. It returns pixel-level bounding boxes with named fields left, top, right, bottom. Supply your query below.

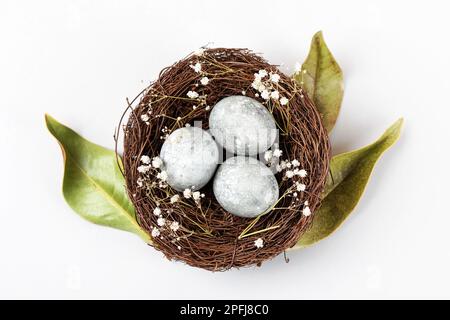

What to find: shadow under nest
left=120, top=48, right=330, bottom=271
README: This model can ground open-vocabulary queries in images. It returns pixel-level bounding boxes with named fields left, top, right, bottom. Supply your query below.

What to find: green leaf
left=45, top=114, right=151, bottom=243
left=292, top=118, right=403, bottom=249
left=295, top=31, right=344, bottom=132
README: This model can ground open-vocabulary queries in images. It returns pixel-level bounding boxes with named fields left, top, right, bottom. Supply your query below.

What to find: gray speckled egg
left=160, top=126, right=219, bottom=191
left=213, top=156, right=279, bottom=218
left=209, top=96, right=277, bottom=155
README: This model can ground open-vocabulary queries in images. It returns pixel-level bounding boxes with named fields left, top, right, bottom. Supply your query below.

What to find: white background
left=1, top=0, right=449, bottom=299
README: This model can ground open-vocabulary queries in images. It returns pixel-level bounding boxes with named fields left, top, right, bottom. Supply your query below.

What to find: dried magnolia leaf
left=292, top=118, right=403, bottom=249
left=45, top=115, right=151, bottom=243
left=295, top=31, right=344, bottom=132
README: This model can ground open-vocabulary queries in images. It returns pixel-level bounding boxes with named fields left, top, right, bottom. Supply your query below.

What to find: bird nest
left=120, top=48, right=330, bottom=271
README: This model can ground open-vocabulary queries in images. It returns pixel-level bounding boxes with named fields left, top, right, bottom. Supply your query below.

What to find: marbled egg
left=160, top=126, right=219, bottom=191
left=213, top=156, right=279, bottom=218
left=209, top=96, right=277, bottom=156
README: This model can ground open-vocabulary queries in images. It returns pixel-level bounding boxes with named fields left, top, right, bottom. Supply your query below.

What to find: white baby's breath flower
left=151, top=227, right=160, bottom=237
left=270, top=90, right=280, bottom=100
left=259, top=83, right=268, bottom=93
left=241, top=90, right=246, bottom=95
left=261, top=89, right=270, bottom=100
left=194, top=48, right=205, bottom=56
left=270, top=73, right=280, bottom=83
left=153, top=207, right=161, bottom=216
left=187, top=90, right=199, bottom=99
left=159, top=182, right=167, bottom=188
left=140, top=155, right=151, bottom=164
left=183, top=188, right=192, bottom=199
left=296, top=182, right=306, bottom=192
left=291, top=159, right=300, bottom=167
left=294, top=62, right=302, bottom=73
left=152, top=156, right=163, bottom=168
left=192, top=191, right=201, bottom=201
left=137, top=178, right=144, bottom=187
left=157, top=217, right=166, bottom=227
left=258, top=69, right=268, bottom=78
left=264, top=150, right=273, bottom=162
left=137, top=165, right=150, bottom=174
left=170, top=194, right=180, bottom=204
left=157, top=171, right=168, bottom=181
left=200, top=76, right=209, bottom=85
left=280, top=97, right=289, bottom=105
left=205, top=105, right=211, bottom=111
left=140, top=114, right=150, bottom=122
left=190, top=62, right=202, bottom=73
left=276, top=164, right=282, bottom=172
left=251, top=78, right=261, bottom=90
left=170, top=221, right=180, bottom=232
left=285, top=161, right=292, bottom=169
left=285, top=170, right=294, bottom=179
left=302, top=206, right=311, bottom=216
left=297, top=169, right=307, bottom=178
left=254, top=238, right=264, bottom=248
left=273, top=149, right=283, bottom=158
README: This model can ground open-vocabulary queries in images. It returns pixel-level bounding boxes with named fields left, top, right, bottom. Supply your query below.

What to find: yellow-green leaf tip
left=291, top=118, right=403, bottom=250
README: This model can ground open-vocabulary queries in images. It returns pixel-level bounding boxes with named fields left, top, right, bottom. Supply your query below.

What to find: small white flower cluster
left=254, top=238, right=264, bottom=249
left=150, top=205, right=182, bottom=240
left=251, top=69, right=289, bottom=105
left=302, top=200, right=311, bottom=217
left=140, top=114, right=149, bottom=124
left=194, top=48, right=205, bottom=56
left=170, top=221, right=180, bottom=232
left=285, top=168, right=307, bottom=179
left=139, top=102, right=154, bottom=125
left=187, top=90, right=199, bottom=99
left=136, top=155, right=168, bottom=188
left=264, top=148, right=283, bottom=162
left=187, top=59, right=211, bottom=111
left=186, top=88, right=209, bottom=110
left=190, top=61, right=202, bottom=73
left=170, top=194, right=180, bottom=204
left=190, top=62, right=209, bottom=86
left=140, top=111, right=152, bottom=125
left=264, top=149, right=304, bottom=177
left=183, top=187, right=205, bottom=206
left=159, top=126, right=172, bottom=140
left=265, top=150, right=310, bottom=216
left=200, top=76, right=209, bottom=86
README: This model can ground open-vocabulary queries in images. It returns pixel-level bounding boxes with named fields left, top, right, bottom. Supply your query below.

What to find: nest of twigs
left=120, top=48, right=330, bottom=271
